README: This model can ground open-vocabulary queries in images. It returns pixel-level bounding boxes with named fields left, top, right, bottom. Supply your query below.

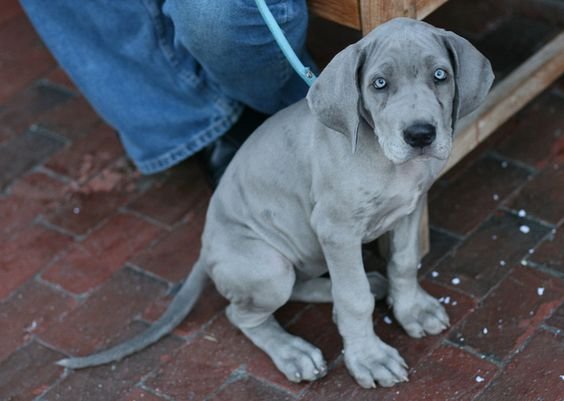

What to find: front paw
left=344, top=337, right=408, bottom=389
left=390, top=288, right=450, bottom=338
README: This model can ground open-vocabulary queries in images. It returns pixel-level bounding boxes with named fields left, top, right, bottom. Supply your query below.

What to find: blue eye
left=373, top=78, right=387, bottom=89
left=434, top=68, right=447, bottom=81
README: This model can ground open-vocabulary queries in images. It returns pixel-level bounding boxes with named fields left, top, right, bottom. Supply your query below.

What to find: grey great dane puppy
left=58, top=18, right=493, bottom=389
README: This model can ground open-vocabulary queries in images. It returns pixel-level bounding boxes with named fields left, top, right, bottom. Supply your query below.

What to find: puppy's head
left=307, top=18, right=494, bottom=163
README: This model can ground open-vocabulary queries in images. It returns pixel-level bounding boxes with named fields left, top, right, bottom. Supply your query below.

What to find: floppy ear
left=441, top=32, right=494, bottom=122
left=306, top=43, right=366, bottom=152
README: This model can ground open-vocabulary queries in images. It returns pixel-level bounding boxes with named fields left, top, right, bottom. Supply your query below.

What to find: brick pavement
left=0, top=0, right=562, bottom=400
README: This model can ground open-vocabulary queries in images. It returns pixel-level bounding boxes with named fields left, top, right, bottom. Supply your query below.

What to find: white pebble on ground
left=519, top=225, right=530, bottom=234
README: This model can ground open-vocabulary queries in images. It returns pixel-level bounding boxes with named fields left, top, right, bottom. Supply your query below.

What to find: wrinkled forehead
left=362, top=31, right=450, bottom=79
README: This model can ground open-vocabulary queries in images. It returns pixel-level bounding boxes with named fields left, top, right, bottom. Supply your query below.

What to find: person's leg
left=20, top=0, right=312, bottom=178
left=164, top=0, right=314, bottom=185
left=164, top=0, right=313, bottom=115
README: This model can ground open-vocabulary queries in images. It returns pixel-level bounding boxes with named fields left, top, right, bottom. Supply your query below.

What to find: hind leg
left=210, top=239, right=327, bottom=382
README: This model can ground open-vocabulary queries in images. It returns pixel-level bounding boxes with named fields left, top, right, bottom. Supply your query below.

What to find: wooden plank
left=441, top=32, right=564, bottom=176
left=359, top=0, right=417, bottom=34
left=308, top=0, right=361, bottom=30
left=415, top=0, right=449, bottom=20
left=419, top=196, right=430, bottom=255
left=310, top=0, right=447, bottom=33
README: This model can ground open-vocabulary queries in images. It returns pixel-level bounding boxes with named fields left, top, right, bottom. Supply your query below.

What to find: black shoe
left=199, top=107, right=268, bottom=188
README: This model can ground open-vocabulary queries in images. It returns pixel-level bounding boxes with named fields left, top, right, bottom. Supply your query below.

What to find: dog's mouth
left=415, top=146, right=449, bottom=160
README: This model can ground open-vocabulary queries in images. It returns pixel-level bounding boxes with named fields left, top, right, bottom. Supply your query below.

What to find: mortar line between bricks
left=422, top=271, right=482, bottom=301
left=125, top=262, right=175, bottom=290
left=468, top=354, right=508, bottom=401
left=119, top=207, right=176, bottom=231
left=499, top=205, right=557, bottom=229
left=36, top=77, right=80, bottom=98
left=137, top=383, right=177, bottom=401
left=31, top=363, right=71, bottom=401
left=32, top=335, right=74, bottom=359
left=522, top=259, right=564, bottom=279
left=486, top=150, right=539, bottom=175
left=201, top=366, right=250, bottom=401
left=33, top=164, right=74, bottom=184
left=245, top=370, right=305, bottom=400
left=442, top=338, right=503, bottom=367
left=428, top=224, right=466, bottom=241
left=29, top=123, right=72, bottom=145
left=541, top=323, right=564, bottom=336
left=431, top=152, right=541, bottom=243
left=35, top=214, right=82, bottom=240
left=34, top=274, right=87, bottom=302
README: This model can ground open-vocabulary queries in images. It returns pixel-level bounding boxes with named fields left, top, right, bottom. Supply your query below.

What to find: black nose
left=403, top=123, right=436, bottom=148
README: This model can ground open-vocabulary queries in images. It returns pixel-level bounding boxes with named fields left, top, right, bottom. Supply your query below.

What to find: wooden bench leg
left=419, top=195, right=431, bottom=257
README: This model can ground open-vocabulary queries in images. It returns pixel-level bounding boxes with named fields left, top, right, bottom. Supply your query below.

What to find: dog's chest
left=354, top=168, right=431, bottom=242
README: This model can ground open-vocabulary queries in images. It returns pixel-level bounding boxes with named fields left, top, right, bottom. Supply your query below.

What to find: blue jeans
left=20, top=0, right=312, bottom=174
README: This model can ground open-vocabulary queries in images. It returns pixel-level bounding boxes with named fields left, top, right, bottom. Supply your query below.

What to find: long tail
left=57, top=260, right=208, bottom=369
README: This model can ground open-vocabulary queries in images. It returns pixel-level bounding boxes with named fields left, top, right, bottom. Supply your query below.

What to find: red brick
left=0, top=15, right=57, bottom=103
left=0, top=341, right=65, bottom=401
left=37, top=96, right=102, bottom=141
left=494, top=92, right=564, bottom=169
left=529, top=223, right=564, bottom=275
left=0, top=281, right=77, bottom=363
left=39, top=268, right=168, bottom=355
left=145, top=316, right=243, bottom=400
left=0, top=0, right=25, bottom=26
left=430, top=212, right=550, bottom=297
left=302, top=345, right=497, bottom=401
left=0, top=129, right=65, bottom=190
left=0, top=81, right=73, bottom=144
left=374, top=345, right=497, bottom=401
left=41, top=321, right=183, bottom=401
left=142, top=283, right=227, bottom=338
left=0, top=172, right=67, bottom=237
left=126, top=160, right=211, bottom=227
left=506, top=164, right=564, bottom=225
left=0, top=225, right=72, bottom=300
left=374, top=280, right=476, bottom=368
left=45, top=123, right=123, bottom=184
left=42, top=213, right=162, bottom=294
left=131, top=210, right=206, bottom=282
left=429, top=156, right=531, bottom=236
left=300, top=362, right=366, bottom=401
left=145, top=313, right=306, bottom=400
left=449, top=267, right=564, bottom=361
left=209, top=377, right=294, bottom=401
left=44, top=159, right=143, bottom=236
left=119, top=388, right=168, bottom=401
left=474, top=330, right=563, bottom=401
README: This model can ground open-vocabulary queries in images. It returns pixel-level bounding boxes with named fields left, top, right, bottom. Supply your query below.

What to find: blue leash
left=254, top=0, right=317, bottom=86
